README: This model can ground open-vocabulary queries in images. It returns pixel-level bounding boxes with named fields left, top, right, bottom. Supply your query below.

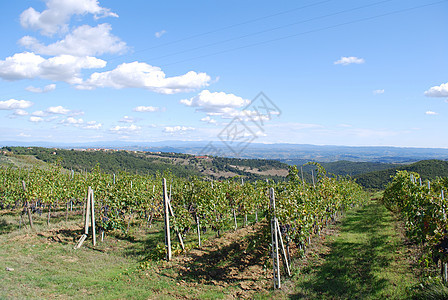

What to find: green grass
left=0, top=199, right=421, bottom=299
left=0, top=209, right=264, bottom=299
left=289, top=198, right=417, bottom=299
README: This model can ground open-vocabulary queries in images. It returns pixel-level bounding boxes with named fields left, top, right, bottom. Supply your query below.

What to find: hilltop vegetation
left=2, top=147, right=448, bottom=190
left=1, top=146, right=290, bottom=182
left=302, top=160, right=399, bottom=177
left=355, top=159, right=448, bottom=189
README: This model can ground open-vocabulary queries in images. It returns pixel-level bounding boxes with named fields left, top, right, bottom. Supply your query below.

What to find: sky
left=0, top=0, right=447, bottom=149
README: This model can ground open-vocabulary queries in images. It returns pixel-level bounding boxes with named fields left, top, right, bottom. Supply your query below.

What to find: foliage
left=356, top=160, right=448, bottom=190
left=1, top=159, right=367, bottom=261
left=383, top=171, right=448, bottom=275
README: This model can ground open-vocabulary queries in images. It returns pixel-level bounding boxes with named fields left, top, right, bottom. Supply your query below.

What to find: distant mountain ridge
left=1, top=140, right=448, bottom=163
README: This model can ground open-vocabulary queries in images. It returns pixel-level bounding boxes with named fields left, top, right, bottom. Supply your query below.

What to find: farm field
left=1, top=196, right=423, bottom=299
left=1, top=158, right=447, bottom=299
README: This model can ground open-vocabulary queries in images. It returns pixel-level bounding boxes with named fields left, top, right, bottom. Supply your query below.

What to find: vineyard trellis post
left=196, top=214, right=201, bottom=247
left=167, top=189, right=185, bottom=251
left=270, top=187, right=281, bottom=289
left=270, top=187, right=291, bottom=289
left=74, top=187, right=96, bottom=249
left=163, top=178, right=172, bottom=261
left=21, top=180, right=34, bottom=230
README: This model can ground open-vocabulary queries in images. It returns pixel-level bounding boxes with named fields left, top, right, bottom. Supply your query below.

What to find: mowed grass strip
left=0, top=217, right=231, bottom=299
left=290, top=198, right=417, bottom=299
left=0, top=210, right=267, bottom=299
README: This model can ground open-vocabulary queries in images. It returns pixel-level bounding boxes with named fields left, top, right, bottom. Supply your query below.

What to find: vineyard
left=383, top=171, right=448, bottom=283
left=11, top=159, right=448, bottom=298
left=4, top=157, right=448, bottom=298
left=0, top=162, right=367, bottom=246
left=0, top=160, right=371, bottom=296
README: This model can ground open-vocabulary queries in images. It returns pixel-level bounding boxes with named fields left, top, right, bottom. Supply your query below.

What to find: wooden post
left=270, top=188, right=281, bottom=289
left=75, top=187, right=96, bottom=249
left=233, top=209, right=238, bottom=230
left=47, top=204, right=51, bottom=226
left=82, top=200, right=86, bottom=227
left=21, top=181, right=34, bottom=230
left=276, top=219, right=291, bottom=277
left=90, top=187, right=96, bottom=247
left=163, top=178, right=172, bottom=261
left=85, top=189, right=91, bottom=235
left=271, top=218, right=281, bottom=289
left=167, top=195, right=185, bottom=250
left=196, top=215, right=201, bottom=247
left=270, top=188, right=276, bottom=215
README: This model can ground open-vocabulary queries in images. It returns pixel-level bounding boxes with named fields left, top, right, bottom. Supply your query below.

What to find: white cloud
left=425, top=111, right=438, bottom=115
left=13, top=109, right=29, bottom=116
left=424, top=82, right=448, bottom=97
left=40, top=55, right=106, bottom=84
left=155, top=30, right=166, bottom=38
left=26, top=84, right=56, bottom=93
left=29, top=116, right=43, bottom=122
left=0, top=52, right=45, bottom=80
left=31, top=110, right=46, bottom=117
left=60, top=117, right=83, bottom=124
left=19, top=24, right=127, bottom=56
left=134, top=106, right=160, bottom=112
left=59, top=117, right=101, bottom=129
left=164, top=126, right=195, bottom=133
left=334, top=56, right=365, bottom=66
left=180, top=90, right=249, bottom=117
left=109, top=124, right=141, bottom=134
left=373, top=89, right=384, bottom=95
left=31, top=105, right=71, bottom=117
left=83, top=121, right=102, bottom=130
left=18, top=132, right=31, bottom=137
left=0, top=99, right=33, bottom=110
left=69, top=110, right=85, bottom=116
left=201, top=116, right=217, bottom=124
left=77, top=61, right=210, bottom=93
left=47, top=105, right=70, bottom=114
left=119, top=116, right=135, bottom=123
left=0, top=52, right=106, bottom=84
left=20, top=0, right=118, bottom=36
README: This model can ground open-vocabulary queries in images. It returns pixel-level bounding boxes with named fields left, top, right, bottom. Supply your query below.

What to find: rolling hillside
left=0, top=146, right=292, bottom=182
left=3, top=147, right=447, bottom=189
left=355, top=160, right=448, bottom=189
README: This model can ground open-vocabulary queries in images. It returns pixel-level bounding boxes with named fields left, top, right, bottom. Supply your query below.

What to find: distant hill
left=2, top=147, right=448, bottom=188
left=2, top=140, right=448, bottom=163
left=354, top=160, right=448, bottom=190
left=308, top=161, right=400, bottom=177
left=0, top=146, right=291, bottom=182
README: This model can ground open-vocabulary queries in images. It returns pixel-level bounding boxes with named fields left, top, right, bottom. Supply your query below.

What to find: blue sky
left=0, top=0, right=447, bottom=148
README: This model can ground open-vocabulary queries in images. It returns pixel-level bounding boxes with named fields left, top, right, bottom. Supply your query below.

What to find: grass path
left=289, top=198, right=417, bottom=299
left=0, top=199, right=419, bottom=299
